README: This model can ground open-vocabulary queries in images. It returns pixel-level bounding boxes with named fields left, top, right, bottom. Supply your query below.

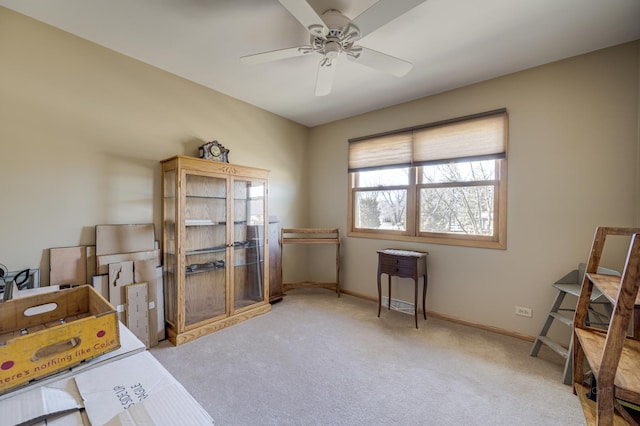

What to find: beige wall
left=637, top=41, right=640, bottom=226
left=2, top=6, right=639, bottom=340
left=308, top=41, right=640, bottom=339
left=0, top=8, right=309, bottom=282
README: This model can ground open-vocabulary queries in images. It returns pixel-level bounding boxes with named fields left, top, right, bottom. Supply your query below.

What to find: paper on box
left=73, top=351, right=213, bottom=425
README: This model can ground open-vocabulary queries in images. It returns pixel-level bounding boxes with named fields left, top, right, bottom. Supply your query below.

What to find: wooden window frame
left=347, top=110, right=508, bottom=250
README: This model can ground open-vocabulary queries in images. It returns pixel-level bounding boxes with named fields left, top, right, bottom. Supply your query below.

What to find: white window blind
left=348, top=132, right=412, bottom=171
left=348, top=109, right=507, bottom=172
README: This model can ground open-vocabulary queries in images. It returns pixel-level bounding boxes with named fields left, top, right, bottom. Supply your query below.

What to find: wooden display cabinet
left=161, top=156, right=270, bottom=345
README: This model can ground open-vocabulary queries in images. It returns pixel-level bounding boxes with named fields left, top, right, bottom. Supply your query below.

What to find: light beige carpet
left=151, top=289, right=585, bottom=425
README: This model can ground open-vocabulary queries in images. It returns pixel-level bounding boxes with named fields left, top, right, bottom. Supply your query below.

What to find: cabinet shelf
left=185, top=266, right=224, bottom=276
left=186, top=195, right=226, bottom=200
left=185, top=246, right=226, bottom=256
left=235, top=260, right=264, bottom=267
left=185, top=220, right=224, bottom=226
left=184, top=261, right=263, bottom=275
left=185, top=220, right=249, bottom=226
left=185, top=242, right=264, bottom=256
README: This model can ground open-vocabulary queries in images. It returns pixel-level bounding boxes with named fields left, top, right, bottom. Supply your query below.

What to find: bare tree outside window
left=420, top=160, right=496, bottom=235
left=380, top=190, right=406, bottom=229
left=353, top=169, right=408, bottom=230
left=356, top=191, right=381, bottom=228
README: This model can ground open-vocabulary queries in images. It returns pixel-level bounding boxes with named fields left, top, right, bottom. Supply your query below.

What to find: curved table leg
left=414, top=278, right=419, bottom=328
left=377, top=270, right=382, bottom=317
left=422, top=273, right=428, bottom=320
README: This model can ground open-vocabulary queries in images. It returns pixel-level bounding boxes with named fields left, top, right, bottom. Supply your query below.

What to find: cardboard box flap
left=31, top=409, right=89, bottom=426
left=104, top=385, right=213, bottom=425
left=73, top=351, right=212, bottom=426
left=1, top=378, right=83, bottom=426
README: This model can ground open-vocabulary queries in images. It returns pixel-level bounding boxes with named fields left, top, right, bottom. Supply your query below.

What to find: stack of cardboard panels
left=49, top=224, right=165, bottom=348
left=95, top=224, right=164, bottom=348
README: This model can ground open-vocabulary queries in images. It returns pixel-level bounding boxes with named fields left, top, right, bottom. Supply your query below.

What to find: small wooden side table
left=377, top=249, right=429, bottom=328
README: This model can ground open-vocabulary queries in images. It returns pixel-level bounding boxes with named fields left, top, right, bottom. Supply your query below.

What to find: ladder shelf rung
left=537, top=336, right=569, bottom=358
left=549, top=311, right=573, bottom=327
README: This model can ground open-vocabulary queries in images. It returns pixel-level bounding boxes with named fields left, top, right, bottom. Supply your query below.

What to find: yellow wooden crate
left=0, top=285, right=120, bottom=395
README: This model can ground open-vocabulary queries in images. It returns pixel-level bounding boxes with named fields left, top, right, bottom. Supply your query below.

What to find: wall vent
left=380, top=297, right=415, bottom=315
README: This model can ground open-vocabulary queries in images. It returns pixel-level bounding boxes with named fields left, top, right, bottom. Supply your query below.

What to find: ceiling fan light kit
left=240, top=0, right=427, bottom=96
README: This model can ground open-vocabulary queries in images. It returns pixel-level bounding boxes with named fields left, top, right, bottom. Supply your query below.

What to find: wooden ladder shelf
left=572, top=226, right=640, bottom=425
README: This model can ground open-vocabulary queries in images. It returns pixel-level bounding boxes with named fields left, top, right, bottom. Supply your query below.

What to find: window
left=348, top=109, right=508, bottom=249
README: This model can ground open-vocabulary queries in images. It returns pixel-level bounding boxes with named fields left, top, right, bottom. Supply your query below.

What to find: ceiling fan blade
left=278, top=0, right=327, bottom=36
left=351, top=0, right=427, bottom=39
left=240, top=46, right=311, bottom=65
left=315, top=60, right=337, bottom=96
left=347, top=47, right=413, bottom=77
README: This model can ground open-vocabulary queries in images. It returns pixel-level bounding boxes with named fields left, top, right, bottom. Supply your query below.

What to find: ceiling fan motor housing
left=310, top=9, right=361, bottom=61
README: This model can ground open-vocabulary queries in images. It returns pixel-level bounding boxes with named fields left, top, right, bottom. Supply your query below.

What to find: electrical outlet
left=515, top=306, right=532, bottom=317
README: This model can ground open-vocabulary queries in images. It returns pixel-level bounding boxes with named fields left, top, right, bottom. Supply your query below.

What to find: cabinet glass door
left=184, top=173, right=227, bottom=326
left=232, top=179, right=266, bottom=311
left=163, top=169, right=177, bottom=327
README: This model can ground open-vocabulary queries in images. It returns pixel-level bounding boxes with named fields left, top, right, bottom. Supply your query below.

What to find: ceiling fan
left=240, top=0, right=427, bottom=96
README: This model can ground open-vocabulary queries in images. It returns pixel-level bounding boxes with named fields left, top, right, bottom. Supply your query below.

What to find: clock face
left=199, top=141, right=228, bottom=162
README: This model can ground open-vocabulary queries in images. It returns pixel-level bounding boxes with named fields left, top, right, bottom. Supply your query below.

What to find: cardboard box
left=75, top=351, right=213, bottom=425
left=0, top=285, right=120, bottom=395
left=0, top=321, right=145, bottom=403
left=0, top=351, right=214, bottom=425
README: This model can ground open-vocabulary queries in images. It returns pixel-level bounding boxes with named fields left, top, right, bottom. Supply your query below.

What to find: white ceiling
left=2, top=0, right=639, bottom=127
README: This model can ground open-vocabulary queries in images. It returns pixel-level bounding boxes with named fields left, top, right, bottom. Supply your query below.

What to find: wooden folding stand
left=280, top=228, right=340, bottom=296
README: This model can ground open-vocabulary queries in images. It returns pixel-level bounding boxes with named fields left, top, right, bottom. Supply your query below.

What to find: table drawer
left=379, top=254, right=415, bottom=278
left=379, top=254, right=415, bottom=269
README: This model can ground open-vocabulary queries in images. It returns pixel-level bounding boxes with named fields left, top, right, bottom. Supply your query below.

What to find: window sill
left=347, top=230, right=506, bottom=250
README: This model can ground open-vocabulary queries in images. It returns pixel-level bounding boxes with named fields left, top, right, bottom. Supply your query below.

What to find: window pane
left=420, top=185, right=494, bottom=235
left=355, top=190, right=406, bottom=230
left=356, top=168, right=409, bottom=187
left=422, top=160, right=495, bottom=183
